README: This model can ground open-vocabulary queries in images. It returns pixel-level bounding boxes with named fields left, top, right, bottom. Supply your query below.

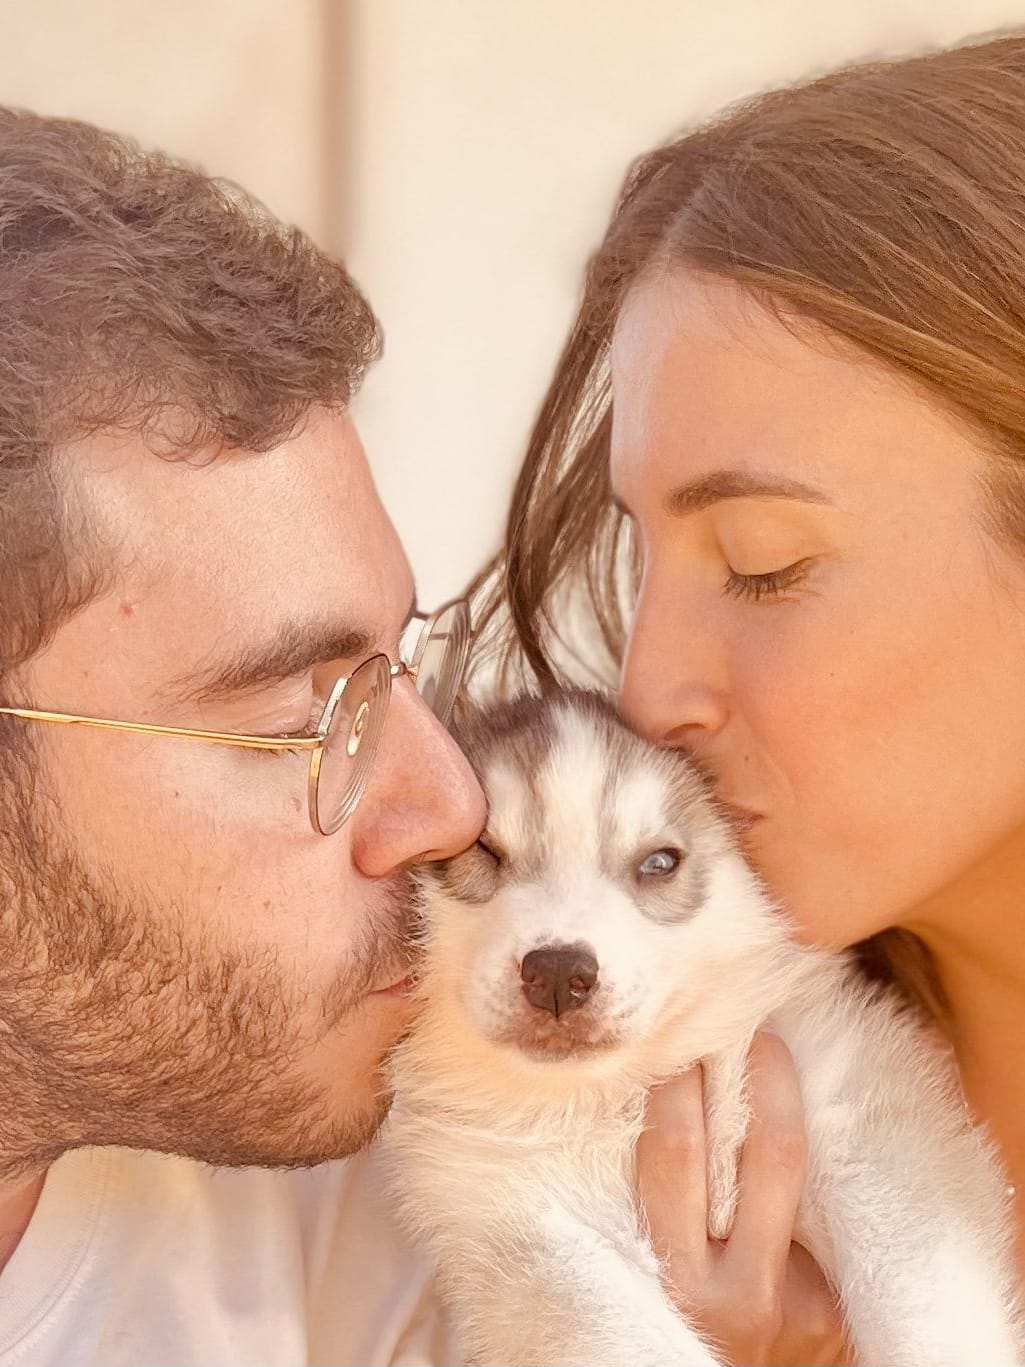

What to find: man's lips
left=370, top=973, right=417, bottom=996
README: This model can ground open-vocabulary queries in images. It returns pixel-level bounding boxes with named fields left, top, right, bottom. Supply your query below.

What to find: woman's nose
left=349, top=683, right=486, bottom=877
left=618, top=588, right=730, bottom=747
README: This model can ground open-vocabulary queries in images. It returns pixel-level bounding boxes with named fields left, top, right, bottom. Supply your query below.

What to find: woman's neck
left=909, top=830, right=1025, bottom=1271
left=912, top=829, right=1025, bottom=1110
left=928, top=927, right=1025, bottom=1166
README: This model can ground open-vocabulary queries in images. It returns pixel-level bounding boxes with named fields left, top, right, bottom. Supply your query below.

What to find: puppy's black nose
left=520, top=944, right=598, bottom=1018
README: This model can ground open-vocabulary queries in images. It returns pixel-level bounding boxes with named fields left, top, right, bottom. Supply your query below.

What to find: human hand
left=637, top=1031, right=852, bottom=1366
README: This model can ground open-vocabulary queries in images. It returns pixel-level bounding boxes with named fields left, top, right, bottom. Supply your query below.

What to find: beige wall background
left=1, top=0, right=1024, bottom=604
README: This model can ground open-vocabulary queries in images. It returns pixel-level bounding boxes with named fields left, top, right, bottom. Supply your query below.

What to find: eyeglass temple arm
left=0, top=706, right=321, bottom=751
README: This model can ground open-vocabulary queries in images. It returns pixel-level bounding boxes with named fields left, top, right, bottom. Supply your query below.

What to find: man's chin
left=255, top=1022, right=401, bottom=1168
left=134, top=1017, right=401, bottom=1172
left=159, top=1081, right=393, bottom=1171
left=252, top=1103, right=391, bottom=1170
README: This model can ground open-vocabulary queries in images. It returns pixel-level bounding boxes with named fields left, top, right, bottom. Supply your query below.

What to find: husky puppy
left=383, top=690, right=1021, bottom=1366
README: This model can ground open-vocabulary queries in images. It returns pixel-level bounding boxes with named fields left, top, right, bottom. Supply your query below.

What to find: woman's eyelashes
left=624, top=503, right=824, bottom=605
left=722, top=557, right=812, bottom=602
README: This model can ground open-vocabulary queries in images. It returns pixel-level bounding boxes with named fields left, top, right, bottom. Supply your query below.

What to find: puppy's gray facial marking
left=438, top=690, right=726, bottom=922
left=430, top=840, right=502, bottom=905
left=565, top=705, right=716, bottom=924
left=452, top=695, right=556, bottom=794
left=444, top=696, right=559, bottom=886
left=626, top=847, right=709, bottom=925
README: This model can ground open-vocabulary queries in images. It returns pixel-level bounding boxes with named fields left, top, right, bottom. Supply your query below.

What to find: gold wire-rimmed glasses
left=0, top=597, right=471, bottom=836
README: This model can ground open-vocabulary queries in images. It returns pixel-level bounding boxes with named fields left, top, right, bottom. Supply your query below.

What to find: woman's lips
left=717, top=799, right=763, bottom=834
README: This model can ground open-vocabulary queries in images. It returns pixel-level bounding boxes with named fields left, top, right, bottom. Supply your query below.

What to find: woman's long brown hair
left=473, top=31, right=1025, bottom=1024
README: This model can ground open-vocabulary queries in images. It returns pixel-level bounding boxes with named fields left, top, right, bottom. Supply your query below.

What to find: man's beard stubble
left=0, top=768, right=418, bottom=1179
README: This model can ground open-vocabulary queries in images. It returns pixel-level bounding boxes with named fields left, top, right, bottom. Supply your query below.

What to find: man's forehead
left=53, top=409, right=414, bottom=693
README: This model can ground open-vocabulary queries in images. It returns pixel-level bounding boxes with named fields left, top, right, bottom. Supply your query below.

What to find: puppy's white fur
left=384, top=692, right=1021, bottom=1366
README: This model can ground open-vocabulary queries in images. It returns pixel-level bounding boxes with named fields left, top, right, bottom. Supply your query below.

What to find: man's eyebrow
left=166, top=619, right=377, bottom=707
left=613, top=469, right=832, bottom=518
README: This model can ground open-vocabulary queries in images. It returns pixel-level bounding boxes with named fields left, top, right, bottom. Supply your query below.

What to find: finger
left=723, top=1031, right=807, bottom=1288
left=779, top=1242, right=850, bottom=1367
left=637, top=1066, right=709, bottom=1271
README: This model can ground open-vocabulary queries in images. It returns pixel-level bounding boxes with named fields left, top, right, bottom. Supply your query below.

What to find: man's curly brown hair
left=0, top=106, right=381, bottom=680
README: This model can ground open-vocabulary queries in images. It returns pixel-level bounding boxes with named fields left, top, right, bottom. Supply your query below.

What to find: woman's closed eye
left=723, top=558, right=812, bottom=602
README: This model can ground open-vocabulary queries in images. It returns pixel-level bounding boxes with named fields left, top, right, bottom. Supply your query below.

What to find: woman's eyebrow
left=612, top=469, right=833, bottom=518
left=665, top=469, right=833, bottom=515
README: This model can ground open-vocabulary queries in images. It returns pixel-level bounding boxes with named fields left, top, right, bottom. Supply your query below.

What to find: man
left=0, top=107, right=484, bottom=1364
left=0, top=107, right=816, bottom=1367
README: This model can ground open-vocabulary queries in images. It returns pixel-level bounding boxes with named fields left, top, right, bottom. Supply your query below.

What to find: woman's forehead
left=609, top=271, right=981, bottom=504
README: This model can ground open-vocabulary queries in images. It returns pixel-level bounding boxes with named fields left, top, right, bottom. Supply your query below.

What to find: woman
left=475, top=29, right=1025, bottom=1365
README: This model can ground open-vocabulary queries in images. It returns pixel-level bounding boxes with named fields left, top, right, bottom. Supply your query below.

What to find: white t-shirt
left=0, top=1144, right=454, bottom=1366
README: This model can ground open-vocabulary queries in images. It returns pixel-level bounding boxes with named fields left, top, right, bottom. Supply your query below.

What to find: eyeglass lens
left=413, top=600, right=469, bottom=724
left=313, top=653, right=391, bottom=834
left=312, top=600, right=470, bottom=835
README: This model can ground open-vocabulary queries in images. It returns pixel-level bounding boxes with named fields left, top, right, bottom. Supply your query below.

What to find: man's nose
left=520, top=943, right=599, bottom=1017
left=349, top=682, right=485, bottom=877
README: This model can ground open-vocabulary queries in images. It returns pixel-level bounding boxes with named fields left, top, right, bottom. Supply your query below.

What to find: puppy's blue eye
left=637, top=848, right=681, bottom=877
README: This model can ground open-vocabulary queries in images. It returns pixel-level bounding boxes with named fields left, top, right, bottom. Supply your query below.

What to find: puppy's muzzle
left=520, top=943, right=598, bottom=1018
